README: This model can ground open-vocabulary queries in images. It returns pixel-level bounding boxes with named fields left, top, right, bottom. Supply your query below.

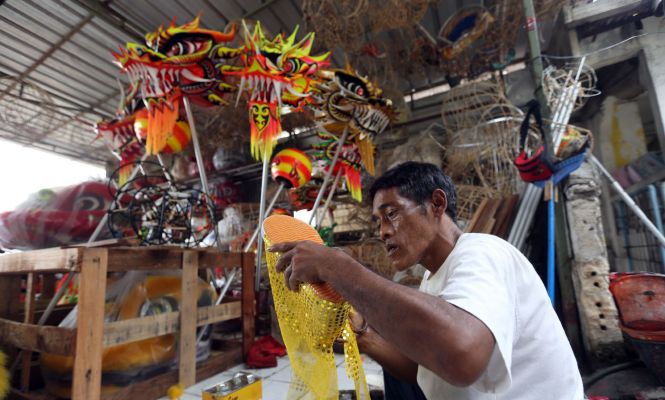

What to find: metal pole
left=547, top=183, right=556, bottom=305
left=155, top=153, right=176, bottom=187
left=509, top=58, right=587, bottom=251
left=646, top=185, right=665, bottom=272
left=522, top=0, right=551, bottom=156
left=244, top=183, right=284, bottom=252
left=255, top=146, right=271, bottom=291
left=553, top=57, right=586, bottom=153
left=315, top=168, right=343, bottom=229
left=590, top=156, right=665, bottom=248
left=308, top=126, right=349, bottom=225
left=183, top=96, right=223, bottom=251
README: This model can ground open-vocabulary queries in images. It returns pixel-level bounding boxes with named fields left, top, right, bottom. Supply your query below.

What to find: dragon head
left=112, top=17, right=237, bottom=154
left=95, top=81, right=191, bottom=184
left=313, top=131, right=364, bottom=202
left=231, top=21, right=330, bottom=161
left=312, top=65, right=395, bottom=175
left=94, top=82, right=144, bottom=184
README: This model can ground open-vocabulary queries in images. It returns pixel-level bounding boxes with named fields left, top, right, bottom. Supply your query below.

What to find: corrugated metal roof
left=0, top=0, right=550, bottom=166
left=0, top=0, right=311, bottom=165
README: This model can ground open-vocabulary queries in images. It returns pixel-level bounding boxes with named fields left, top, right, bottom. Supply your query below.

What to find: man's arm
left=273, top=241, right=495, bottom=387
left=356, top=327, right=419, bottom=384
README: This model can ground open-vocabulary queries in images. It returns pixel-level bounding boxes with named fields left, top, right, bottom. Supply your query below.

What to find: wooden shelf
left=0, top=243, right=256, bottom=400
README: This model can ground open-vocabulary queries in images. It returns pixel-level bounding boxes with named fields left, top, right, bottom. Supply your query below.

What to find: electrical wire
left=583, top=360, right=643, bottom=389
left=541, top=32, right=665, bottom=60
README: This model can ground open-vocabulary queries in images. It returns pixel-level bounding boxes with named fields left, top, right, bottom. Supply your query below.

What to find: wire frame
left=440, top=78, right=524, bottom=223
left=455, top=184, right=502, bottom=223
left=440, top=78, right=509, bottom=133
left=436, top=0, right=566, bottom=79
left=0, top=77, right=56, bottom=136
left=543, top=64, right=601, bottom=112
left=302, top=0, right=368, bottom=53
left=107, top=161, right=216, bottom=248
left=370, top=0, right=434, bottom=33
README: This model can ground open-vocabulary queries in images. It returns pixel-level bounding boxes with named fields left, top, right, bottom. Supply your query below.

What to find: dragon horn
left=285, top=25, right=300, bottom=47
left=241, top=20, right=254, bottom=49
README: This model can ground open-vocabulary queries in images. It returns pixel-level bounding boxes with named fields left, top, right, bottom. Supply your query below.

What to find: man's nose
left=379, top=221, right=393, bottom=241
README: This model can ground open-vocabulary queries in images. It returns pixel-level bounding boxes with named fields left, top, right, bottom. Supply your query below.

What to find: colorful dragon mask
left=95, top=83, right=191, bottom=185
left=95, top=82, right=144, bottom=185
left=112, top=17, right=237, bottom=154
left=314, top=131, right=364, bottom=202
left=312, top=66, right=395, bottom=176
left=230, top=21, right=329, bottom=161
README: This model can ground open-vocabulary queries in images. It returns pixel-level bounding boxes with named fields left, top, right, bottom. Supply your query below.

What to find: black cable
left=583, top=360, right=644, bottom=389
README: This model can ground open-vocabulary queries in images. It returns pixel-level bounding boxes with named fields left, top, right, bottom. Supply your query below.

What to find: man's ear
left=430, top=189, right=448, bottom=218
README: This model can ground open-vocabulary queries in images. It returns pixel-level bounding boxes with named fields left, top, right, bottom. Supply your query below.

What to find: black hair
left=369, top=162, right=457, bottom=222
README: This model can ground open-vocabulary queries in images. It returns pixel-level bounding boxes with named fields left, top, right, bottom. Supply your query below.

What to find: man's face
left=372, top=187, right=436, bottom=271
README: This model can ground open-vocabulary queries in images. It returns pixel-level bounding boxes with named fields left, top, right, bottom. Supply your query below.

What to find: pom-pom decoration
left=270, top=148, right=313, bottom=189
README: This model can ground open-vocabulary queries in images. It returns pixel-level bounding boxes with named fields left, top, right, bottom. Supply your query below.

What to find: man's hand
left=269, top=241, right=354, bottom=291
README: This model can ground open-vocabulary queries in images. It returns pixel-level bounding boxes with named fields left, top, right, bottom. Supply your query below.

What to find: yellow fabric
left=263, top=215, right=369, bottom=400
left=0, top=351, right=8, bottom=400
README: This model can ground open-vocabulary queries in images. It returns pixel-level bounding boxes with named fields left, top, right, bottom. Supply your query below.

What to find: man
left=271, top=162, right=583, bottom=399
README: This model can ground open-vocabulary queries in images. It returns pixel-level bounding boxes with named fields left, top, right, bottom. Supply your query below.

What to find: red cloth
left=245, top=336, right=286, bottom=369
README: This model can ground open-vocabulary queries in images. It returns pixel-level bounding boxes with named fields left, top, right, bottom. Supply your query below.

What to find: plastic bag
left=41, top=271, right=216, bottom=398
left=0, top=181, right=112, bottom=250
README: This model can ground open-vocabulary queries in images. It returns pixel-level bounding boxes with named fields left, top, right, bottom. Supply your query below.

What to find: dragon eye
left=284, top=60, right=295, bottom=72
left=73, top=195, right=103, bottom=211
left=166, top=40, right=204, bottom=57
left=283, top=58, right=303, bottom=73
left=356, top=87, right=364, bottom=96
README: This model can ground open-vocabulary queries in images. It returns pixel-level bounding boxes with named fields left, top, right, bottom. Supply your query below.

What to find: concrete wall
left=577, top=16, right=665, bottom=153
left=596, top=96, right=647, bottom=172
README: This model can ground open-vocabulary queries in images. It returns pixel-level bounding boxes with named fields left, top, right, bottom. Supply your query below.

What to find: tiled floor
left=162, top=353, right=384, bottom=400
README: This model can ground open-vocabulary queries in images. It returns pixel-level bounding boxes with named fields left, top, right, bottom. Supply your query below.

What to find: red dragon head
left=112, top=17, right=237, bottom=154
left=94, top=81, right=191, bottom=185
left=0, top=181, right=113, bottom=250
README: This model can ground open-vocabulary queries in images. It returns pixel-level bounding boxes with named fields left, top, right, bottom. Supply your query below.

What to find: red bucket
left=609, top=272, right=665, bottom=384
left=609, top=272, right=665, bottom=331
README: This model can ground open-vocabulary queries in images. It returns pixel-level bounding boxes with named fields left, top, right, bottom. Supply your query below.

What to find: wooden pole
left=20, top=273, right=35, bottom=391
left=179, top=252, right=198, bottom=388
left=72, top=249, right=108, bottom=400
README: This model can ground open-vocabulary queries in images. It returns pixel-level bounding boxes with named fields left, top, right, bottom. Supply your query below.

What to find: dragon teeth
left=274, top=81, right=282, bottom=108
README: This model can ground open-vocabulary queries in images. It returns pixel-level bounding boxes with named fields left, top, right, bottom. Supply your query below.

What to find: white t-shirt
left=417, top=233, right=584, bottom=400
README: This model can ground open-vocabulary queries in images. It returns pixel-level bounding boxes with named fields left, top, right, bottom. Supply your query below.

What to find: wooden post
left=179, top=252, right=198, bottom=388
left=72, top=249, right=108, bottom=400
left=241, top=253, right=256, bottom=359
left=20, top=273, right=36, bottom=391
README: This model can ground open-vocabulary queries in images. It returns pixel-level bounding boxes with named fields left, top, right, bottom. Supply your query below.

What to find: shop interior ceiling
left=0, top=0, right=559, bottom=167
